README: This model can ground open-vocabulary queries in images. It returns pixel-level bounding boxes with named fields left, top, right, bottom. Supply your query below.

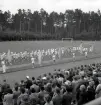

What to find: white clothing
left=85, top=52, right=87, bottom=57
left=73, top=53, right=75, bottom=58
left=1, top=61, right=6, bottom=73
left=31, top=57, right=35, bottom=64
left=52, top=55, right=56, bottom=61
left=38, top=53, right=42, bottom=65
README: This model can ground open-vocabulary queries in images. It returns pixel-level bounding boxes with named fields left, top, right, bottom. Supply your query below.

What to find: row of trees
left=0, top=8, right=101, bottom=40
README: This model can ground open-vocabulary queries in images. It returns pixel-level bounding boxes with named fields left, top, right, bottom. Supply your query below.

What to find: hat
left=26, top=76, right=29, bottom=79
left=42, top=77, right=47, bottom=80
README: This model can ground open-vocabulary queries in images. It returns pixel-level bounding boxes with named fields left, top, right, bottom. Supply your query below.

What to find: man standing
left=62, top=86, right=73, bottom=105
left=31, top=56, right=35, bottom=68
left=1, top=60, right=6, bottom=73
left=72, top=52, right=75, bottom=62
left=38, top=51, right=42, bottom=66
left=85, top=51, right=88, bottom=58
left=52, top=88, right=62, bottom=105
left=52, top=54, right=56, bottom=63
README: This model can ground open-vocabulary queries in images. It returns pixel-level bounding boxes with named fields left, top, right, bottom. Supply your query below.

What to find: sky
left=0, top=0, right=101, bottom=14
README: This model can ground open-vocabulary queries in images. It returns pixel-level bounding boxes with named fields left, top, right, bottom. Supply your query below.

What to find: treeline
left=0, top=8, right=101, bottom=40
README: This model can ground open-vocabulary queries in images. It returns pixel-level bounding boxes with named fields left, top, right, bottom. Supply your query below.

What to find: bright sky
left=0, top=0, right=101, bottom=14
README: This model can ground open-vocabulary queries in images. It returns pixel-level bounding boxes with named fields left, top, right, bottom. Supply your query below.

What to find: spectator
left=32, top=77, right=35, bottom=84
left=30, top=81, right=39, bottom=93
left=29, top=88, right=39, bottom=105
left=2, top=80, right=10, bottom=95
left=62, top=86, right=73, bottom=105
left=38, top=86, right=46, bottom=105
left=52, top=87, right=62, bottom=105
left=44, top=94, right=53, bottom=105
left=0, top=86, right=3, bottom=105
left=13, top=87, right=20, bottom=105
left=77, top=85, right=88, bottom=105
left=3, top=88, right=14, bottom=105
left=20, top=80, right=25, bottom=88
left=95, top=79, right=101, bottom=98
left=17, top=88, right=28, bottom=105
left=25, top=76, right=32, bottom=89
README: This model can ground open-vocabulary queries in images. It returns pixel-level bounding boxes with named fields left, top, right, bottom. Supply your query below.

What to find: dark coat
left=77, top=91, right=88, bottom=105
left=62, top=92, right=72, bottom=105
left=52, top=94, right=62, bottom=105
left=87, top=87, right=95, bottom=102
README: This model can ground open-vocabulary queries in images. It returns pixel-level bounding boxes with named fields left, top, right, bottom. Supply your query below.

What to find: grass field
left=0, top=40, right=101, bottom=87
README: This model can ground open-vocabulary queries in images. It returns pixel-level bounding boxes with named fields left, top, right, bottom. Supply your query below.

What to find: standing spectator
left=3, top=88, right=14, bottom=105
left=29, top=88, right=39, bottom=105
left=95, top=80, right=101, bottom=98
left=52, top=87, right=62, bottom=105
left=38, top=86, right=46, bottom=105
left=30, top=81, right=39, bottom=93
left=17, top=88, right=28, bottom=105
left=0, top=86, right=3, bottom=105
left=20, top=94, right=30, bottom=105
left=44, top=94, right=53, bottom=105
left=31, top=77, right=35, bottom=84
left=77, top=85, right=88, bottom=105
left=25, top=76, right=32, bottom=89
left=62, top=86, right=72, bottom=105
left=20, top=80, right=25, bottom=88
left=13, top=87, right=20, bottom=105
left=1, top=80, right=10, bottom=95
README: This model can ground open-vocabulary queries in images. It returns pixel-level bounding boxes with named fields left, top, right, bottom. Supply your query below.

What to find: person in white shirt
left=85, top=51, right=88, bottom=58
left=38, top=51, right=42, bottom=66
left=72, top=52, right=75, bottom=61
left=1, top=60, right=6, bottom=73
left=52, top=54, right=56, bottom=62
left=31, top=57, right=35, bottom=68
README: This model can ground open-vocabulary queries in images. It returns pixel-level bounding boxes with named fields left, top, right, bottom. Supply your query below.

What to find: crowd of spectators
left=0, top=62, right=101, bottom=105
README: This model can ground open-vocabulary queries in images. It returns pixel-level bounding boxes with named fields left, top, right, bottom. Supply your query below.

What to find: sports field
left=0, top=40, right=101, bottom=87
left=0, top=40, right=98, bottom=52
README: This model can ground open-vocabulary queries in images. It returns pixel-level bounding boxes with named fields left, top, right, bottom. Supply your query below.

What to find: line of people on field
left=0, top=43, right=93, bottom=73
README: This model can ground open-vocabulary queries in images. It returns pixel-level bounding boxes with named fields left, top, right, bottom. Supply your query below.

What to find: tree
left=39, top=8, right=48, bottom=35
left=74, top=9, right=82, bottom=34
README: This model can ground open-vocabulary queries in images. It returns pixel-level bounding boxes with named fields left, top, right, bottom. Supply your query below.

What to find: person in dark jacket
left=86, top=85, right=95, bottom=102
left=52, top=87, right=62, bottom=105
left=25, top=76, right=32, bottom=89
left=62, top=86, right=72, bottom=105
left=77, top=85, right=88, bottom=105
